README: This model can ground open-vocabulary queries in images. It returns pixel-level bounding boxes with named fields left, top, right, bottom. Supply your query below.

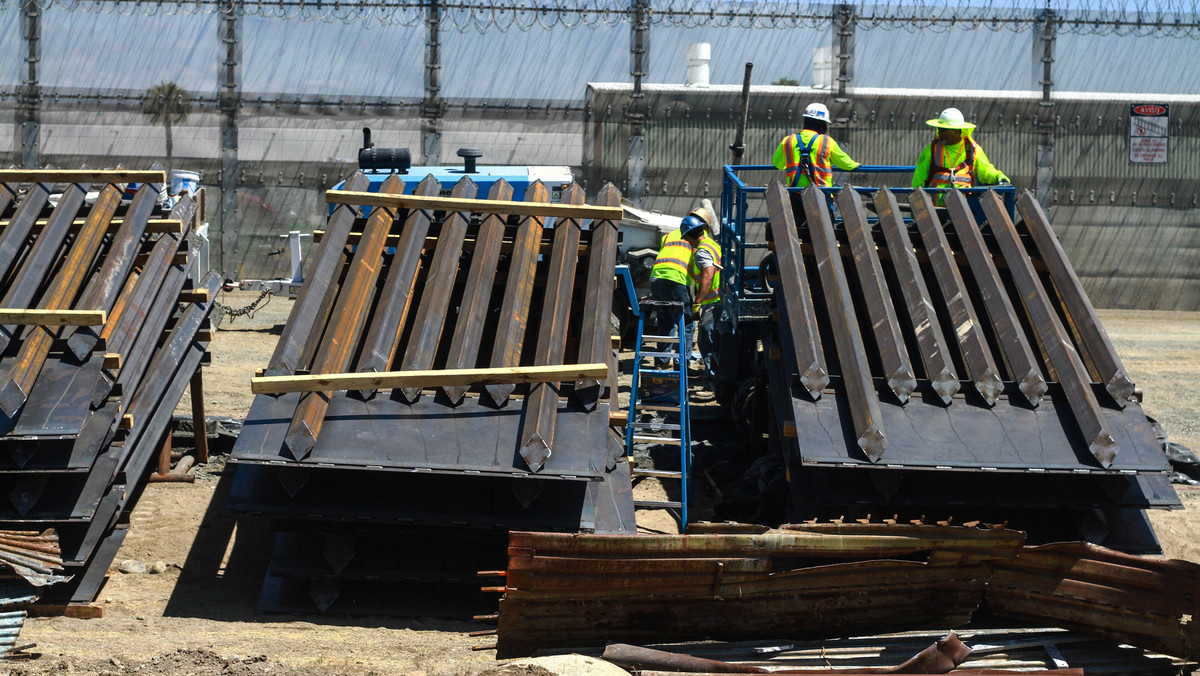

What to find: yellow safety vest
left=692, top=235, right=721, bottom=306
left=651, top=229, right=694, bottom=287
left=783, top=131, right=833, bottom=188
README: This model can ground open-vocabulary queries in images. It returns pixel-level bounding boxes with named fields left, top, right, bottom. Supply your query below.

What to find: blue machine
left=330, top=128, right=574, bottom=214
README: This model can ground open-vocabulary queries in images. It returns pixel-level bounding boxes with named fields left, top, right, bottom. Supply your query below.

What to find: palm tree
left=143, top=81, right=191, bottom=176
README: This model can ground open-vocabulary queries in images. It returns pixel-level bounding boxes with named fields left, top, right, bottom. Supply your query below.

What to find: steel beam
left=397, top=176, right=478, bottom=402
left=945, top=191, right=1047, bottom=406
left=838, top=187, right=915, bottom=403
left=873, top=189, right=959, bottom=404
left=104, top=227, right=188, bottom=358
left=0, top=185, right=121, bottom=418
left=0, top=182, right=49, bottom=285
left=519, top=184, right=586, bottom=473
left=486, top=181, right=550, bottom=406
left=1016, top=192, right=1134, bottom=404
left=283, top=174, right=403, bottom=461
left=800, top=186, right=885, bottom=460
left=764, top=183, right=827, bottom=400
left=909, top=189, right=1002, bottom=405
left=65, top=185, right=176, bottom=360
left=981, top=190, right=1118, bottom=467
left=573, top=183, right=622, bottom=410
left=0, top=183, right=15, bottom=218
left=442, top=179, right=515, bottom=404
left=355, top=175, right=443, bottom=399
left=266, top=173, right=368, bottom=377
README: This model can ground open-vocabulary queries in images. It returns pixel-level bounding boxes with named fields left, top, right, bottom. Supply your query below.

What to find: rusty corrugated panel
left=987, top=541, right=1200, bottom=660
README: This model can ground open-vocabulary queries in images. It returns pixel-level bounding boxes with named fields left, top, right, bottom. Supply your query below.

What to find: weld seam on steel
left=266, top=172, right=369, bottom=377
left=442, top=179, right=515, bottom=404
left=981, top=190, right=1118, bottom=467
left=764, top=182, right=827, bottom=400
left=945, top=191, right=1046, bottom=407
left=802, top=185, right=886, bottom=461
left=839, top=186, right=915, bottom=404
left=909, top=189, right=1002, bottom=406
left=1016, top=193, right=1134, bottom=405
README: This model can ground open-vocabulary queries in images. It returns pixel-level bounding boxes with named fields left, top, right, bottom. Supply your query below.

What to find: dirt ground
left=10, top=293, right=1200, bottom=675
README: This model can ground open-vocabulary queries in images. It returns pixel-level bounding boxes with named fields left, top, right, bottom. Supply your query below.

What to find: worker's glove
left=690, top=304, right=701, bottom=320
left=997, top=178, right=1012, bottom=185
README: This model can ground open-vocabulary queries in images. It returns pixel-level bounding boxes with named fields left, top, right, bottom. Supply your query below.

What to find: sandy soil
left=11, top=297, right=1200, bottom=674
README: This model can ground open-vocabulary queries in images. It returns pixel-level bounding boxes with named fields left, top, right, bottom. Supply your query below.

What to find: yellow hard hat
left=926, top=107, right=976, bottom=130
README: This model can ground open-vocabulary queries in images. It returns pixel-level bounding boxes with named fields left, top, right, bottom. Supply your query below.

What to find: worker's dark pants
left=697, top=303, right=722, bottom=386
left=649, top=277, right=692, bottom=369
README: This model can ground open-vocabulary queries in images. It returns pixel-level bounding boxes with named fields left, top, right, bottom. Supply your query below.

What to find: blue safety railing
left=719, top=164, right=1017, bottom=331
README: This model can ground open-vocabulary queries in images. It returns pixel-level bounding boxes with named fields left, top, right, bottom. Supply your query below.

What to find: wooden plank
left=12, top=217, right=184, bottom=234
left=252, top=363, right=609, bottom=395
left=103, top=353, right=122, bottom=370
left=0, top=309, right=107, bottom=326
left=0, top=170, right=165, bottom=184
left=178, top=289, right=211, bottom=303
left=326, top=189, right=624, bottom=221
left=26, top=603, right=104, bottom=619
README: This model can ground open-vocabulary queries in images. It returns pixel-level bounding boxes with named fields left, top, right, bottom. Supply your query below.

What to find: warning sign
left=1130, top=103, right=1169, bottom=165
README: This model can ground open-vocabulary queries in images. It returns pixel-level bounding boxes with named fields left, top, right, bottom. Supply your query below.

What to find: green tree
left=143, top=81, right=191, bottom=176
left=772, top=77, right=799, bottom=87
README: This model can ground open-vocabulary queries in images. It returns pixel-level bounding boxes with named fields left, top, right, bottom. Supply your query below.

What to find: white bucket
left=685, top=43, right=711, bottom=87
left=171, top=170, right=200, bottom=196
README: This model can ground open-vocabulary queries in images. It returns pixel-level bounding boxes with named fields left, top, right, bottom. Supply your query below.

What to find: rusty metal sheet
left=441, top=179, right=514, bottom=404
left=909, top=189, right=1002, bottom=406
left=987, top=541, right=1200, bottom=660
left=944, top=191, right=1047, bottom=407
left=873, top=189, right=959, bottom=404
left=765, top=182, right=827, bottom=400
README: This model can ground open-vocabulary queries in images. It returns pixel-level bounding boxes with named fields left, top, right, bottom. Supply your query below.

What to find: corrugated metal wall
left=587, top=83, right=1200, bottom=310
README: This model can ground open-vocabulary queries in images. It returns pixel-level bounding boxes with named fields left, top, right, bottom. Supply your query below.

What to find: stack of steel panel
left=763, top=183, right=1176, bottom=552
left=0, top=529, right=66, bottom=660
left=228, top=173, right=634, bottom=616
left=0, top=170, right=219, bottom=606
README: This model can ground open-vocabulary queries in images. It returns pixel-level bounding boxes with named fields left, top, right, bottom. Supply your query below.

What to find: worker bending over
left=649, top=215, right=715, bottom=369
left=772, top=103, right=860, bottom=188
left=687, top=203, right=723, bottom=389
left=913, top=107, right=1009, bottom=203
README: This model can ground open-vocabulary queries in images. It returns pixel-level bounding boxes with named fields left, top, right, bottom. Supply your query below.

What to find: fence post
left=833, top=3, right=856, bottom=103
left=626, top=0, right=650, bottom=207
left=219, top=0, right=242, bottom=277
left=423, top=0, right=443, bottom=165
left=1034, top=9, right=1056, bottom=212
left=16, top=0, right=40, bottom=168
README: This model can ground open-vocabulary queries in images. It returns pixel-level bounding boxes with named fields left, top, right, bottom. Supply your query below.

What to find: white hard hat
left=926, top=107, right=976, bottom=130
left=803, top=103, right=830, bottom=123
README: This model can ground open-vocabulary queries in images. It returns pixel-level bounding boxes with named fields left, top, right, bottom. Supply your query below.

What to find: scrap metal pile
left=487, top=523, right=1200, bottom=670
left=0, top=529, right=65, bottom=660
left=0, top=170, right=217, bottom=606
left=228, top=173, right=634, bottom=615
left=762, top=183, right=1176, bottom=551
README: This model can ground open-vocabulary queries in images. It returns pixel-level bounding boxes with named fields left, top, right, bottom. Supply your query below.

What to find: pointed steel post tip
left=931, top=369, right=960, bottom=405
left=858, top=426, right=887, bottom=462
left=520, top=437, right=551, bottom=473
left=283, top=422, right=316, bottom=462
left=398, top=387, right=422, bottom=404
left=799, top=364, right=829, bottom=400
left=485, top=383, right=515, bottom=407
left=1090, top=433, right=1119, bottom=468
left=1018, top=371, right=1048, bottom=407
left=1107, top=371, right=1137, bottom=403
left=574, top=382, right=601, bottom=412
left=0, top=380, right=28, bottom=419
left=888, top=368, right=917, bottom=404
left=975, top=370, right=1003, bottom=407
left=442, top=386, right=468, bottom=406
left=353, top=388, right=378, bottom=402
left=67, top=333, right=94, bottom=362
left=8, top=446, right=33, bottom=469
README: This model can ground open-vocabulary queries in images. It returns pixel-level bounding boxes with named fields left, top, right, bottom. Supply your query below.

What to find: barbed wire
left=4, top=0, right=1200, bottom=35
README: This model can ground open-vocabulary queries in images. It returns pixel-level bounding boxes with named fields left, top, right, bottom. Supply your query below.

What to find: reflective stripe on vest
left=783, top=132, right=833, bottom=188
left=925, top=139, right=977, bottom=190
left=691, top=236, right=722, bottom=305
left=651, top=229, right=694, bottom=286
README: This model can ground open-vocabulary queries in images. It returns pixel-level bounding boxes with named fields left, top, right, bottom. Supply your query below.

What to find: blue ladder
left=625, top=300, right=692, bottom=528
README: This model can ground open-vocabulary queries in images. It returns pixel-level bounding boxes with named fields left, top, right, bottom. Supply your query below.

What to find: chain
left=213, top=289, right=273, bottom=324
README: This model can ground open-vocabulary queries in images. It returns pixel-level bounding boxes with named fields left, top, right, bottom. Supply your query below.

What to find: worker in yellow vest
left=912, top=107, right=1009, bottom=205
left=687, top=205, right=723, bottom=389
left=649, top=215, right=712, bottom=368
left=772, top=103, right=861, bottom=188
